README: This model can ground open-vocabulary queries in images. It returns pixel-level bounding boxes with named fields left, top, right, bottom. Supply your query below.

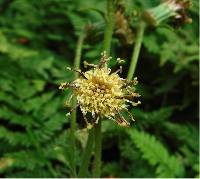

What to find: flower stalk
left=103, top=0, right=115, bottom=55
left=93, top=0, right=115, bottom=177
left=93, top=119, right=102, bottom=177
left=127, top=21, right=145, bottom=80
left=70, top=30, right=85, bottom=177
left=78, top=128, right=94, bottom=177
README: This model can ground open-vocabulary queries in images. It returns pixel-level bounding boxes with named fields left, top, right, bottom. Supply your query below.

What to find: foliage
left=128, top=129, right=184, bottom=178
left=0, top=0, right=198, bottom=178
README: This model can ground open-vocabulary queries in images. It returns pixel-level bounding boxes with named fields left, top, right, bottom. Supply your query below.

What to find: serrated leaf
left=128, top=129, right=185, bottom=177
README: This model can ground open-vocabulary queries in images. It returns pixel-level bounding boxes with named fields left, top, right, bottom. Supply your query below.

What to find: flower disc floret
left=74, top=67, right=125, bottom=117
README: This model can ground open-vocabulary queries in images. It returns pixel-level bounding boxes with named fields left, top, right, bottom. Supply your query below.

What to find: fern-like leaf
left=128, top=129, right=185, bottom=177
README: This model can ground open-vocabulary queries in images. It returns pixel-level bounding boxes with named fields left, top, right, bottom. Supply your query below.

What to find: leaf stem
left=70, top=30, right=85, bottom=177
left=127, top=21, right=145, bottom=80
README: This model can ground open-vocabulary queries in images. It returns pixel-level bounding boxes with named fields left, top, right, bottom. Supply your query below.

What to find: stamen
left=66, top=67, right=87, bottom=79
left=132, top=101, right=141, bottom=106
left=83, top=61, right=97, bottom=68
left=117, top=58, right=125, bottom=64
left=122, top=77, right=138, bottom=88
left=124, top=108, right=135, bottom=122
left=122, top=93, right=141, bottom=100
left=59, top=82, right=70, bottom=90
left=115, top=112, right=130, bottom=127
left=113, top=66, right=122, bottom=74
left=98, top=51, right=112, bottom=68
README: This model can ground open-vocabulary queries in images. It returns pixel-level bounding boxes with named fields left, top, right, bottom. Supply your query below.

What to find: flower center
left=74, top=67, right=125, bottom=116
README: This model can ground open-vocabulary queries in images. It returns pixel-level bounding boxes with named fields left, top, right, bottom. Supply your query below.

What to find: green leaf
left=128, top=129, right=185, bottom=177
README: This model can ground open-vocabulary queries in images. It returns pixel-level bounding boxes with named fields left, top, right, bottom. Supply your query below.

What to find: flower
left=143, top=0, right=192, bottom=27
left=59, top=52, right=140, bottom=128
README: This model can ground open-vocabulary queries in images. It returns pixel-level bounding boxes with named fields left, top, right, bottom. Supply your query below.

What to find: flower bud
left=143, top=0, right=192, bottom=27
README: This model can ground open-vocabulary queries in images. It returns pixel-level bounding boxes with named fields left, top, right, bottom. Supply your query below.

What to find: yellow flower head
left=59, top=52, right=140, bottom=128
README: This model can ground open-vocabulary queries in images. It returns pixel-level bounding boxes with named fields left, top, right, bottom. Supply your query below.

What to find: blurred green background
left=0, top=0, right=198, bottom=178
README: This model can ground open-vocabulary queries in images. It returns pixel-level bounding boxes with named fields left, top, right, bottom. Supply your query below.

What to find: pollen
left=59, top=52, right=140, bottom=128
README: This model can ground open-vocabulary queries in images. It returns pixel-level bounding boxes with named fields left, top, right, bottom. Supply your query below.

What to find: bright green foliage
left=128, top=129, right=184, bottom=177
left=0, top=0, right=198, bottom=178
left=0, top=0, right=76, bottom=177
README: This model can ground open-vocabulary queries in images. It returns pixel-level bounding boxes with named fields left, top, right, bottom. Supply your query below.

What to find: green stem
left=78, top=129, right=94, bottom=177
left=93, top=0, right=115, bottom=178
left=93, top=120, right=102, bottom=177
left=93, top=1, right=115, bottom=177
left=103, top=0, right=115, bottom=54
left=74, top=31, right=86, bottom=78
left=127, top=21, right=145, bottom=80
left=70, top=31, right=85, bottom=177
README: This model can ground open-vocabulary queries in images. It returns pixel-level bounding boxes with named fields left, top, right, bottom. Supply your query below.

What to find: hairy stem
left=70, top=31, right=85, bottom=177
left=127, top=21, right=145, bottom=80
left=78, top=129, right=94, bottom=177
